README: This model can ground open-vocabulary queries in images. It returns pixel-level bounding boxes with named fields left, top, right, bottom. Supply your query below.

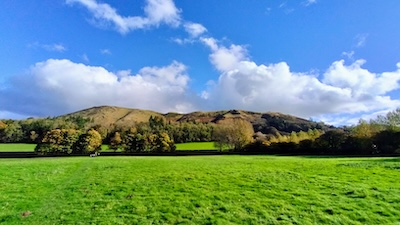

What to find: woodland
left=0, top=107, right=399, bottom=156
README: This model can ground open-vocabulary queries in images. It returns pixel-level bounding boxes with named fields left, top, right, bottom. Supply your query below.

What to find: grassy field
left=0, top=142, right=221, bottom=152
left=0, top=156, right=399, bottom=224
left=0, top=143, right=35, bottom=152
left=175, top=142, right=222, bottom=151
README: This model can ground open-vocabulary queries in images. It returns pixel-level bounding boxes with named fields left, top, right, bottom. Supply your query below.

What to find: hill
left=61, top=106, right=333, bottom=135
left=62, top=106, right=164, bottom=128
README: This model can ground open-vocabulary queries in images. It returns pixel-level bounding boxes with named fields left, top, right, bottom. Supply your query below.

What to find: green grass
left=175, top=142, right=226, bottom=151
left=0, top=144, right=121, bottom=153
left=0, top=143, right=35, bottom=152
left=0, top=142, right=220, bottom=152
left=0, top=156, right=399, bottom=224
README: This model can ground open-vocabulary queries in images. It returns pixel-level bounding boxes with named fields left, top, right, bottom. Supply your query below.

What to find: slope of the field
left=61, top=106, right=332, bottom=134
left=0, top=156, right=399, bottom=224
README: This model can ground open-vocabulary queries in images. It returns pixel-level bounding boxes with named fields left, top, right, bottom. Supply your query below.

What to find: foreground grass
left=0, top=156, right=399, bottom=224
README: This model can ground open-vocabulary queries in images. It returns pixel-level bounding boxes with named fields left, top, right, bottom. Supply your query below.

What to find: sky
left=1, top=0, right=400, bottom=125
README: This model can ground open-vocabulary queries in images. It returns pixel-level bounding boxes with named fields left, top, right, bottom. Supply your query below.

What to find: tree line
left=242, top=109, right=400, bottom=155
left=0, top=115, right=214, bottom=155
left=1, top=109, right=400, bottom=155
left=0, top=116, right=214, bottom=144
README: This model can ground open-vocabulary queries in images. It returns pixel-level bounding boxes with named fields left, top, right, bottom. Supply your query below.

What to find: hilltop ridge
left=60, top=106, right=332, bottom=135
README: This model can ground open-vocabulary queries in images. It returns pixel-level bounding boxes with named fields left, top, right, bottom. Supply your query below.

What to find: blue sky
left=1, top=0, right=400, bottom=125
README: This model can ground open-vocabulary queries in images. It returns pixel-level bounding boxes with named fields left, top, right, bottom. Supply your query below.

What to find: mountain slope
left=61, top=106, right=332, bottom=134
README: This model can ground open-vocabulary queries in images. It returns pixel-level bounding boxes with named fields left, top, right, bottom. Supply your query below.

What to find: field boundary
left=0, top=151, right=399, bottom=158
left=0, top=150, right=225, bottom=158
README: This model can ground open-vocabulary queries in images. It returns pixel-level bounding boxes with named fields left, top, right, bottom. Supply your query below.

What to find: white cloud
left=100, top=49, right=112, bottom=55
left=184, top=22, right=207, bottom=37
left=304, top=0, right=317, bottom=6
left=355, top=33, right=368, bottom=48
left=2, top=55, right=400, bottom=125
left=29, top=42, right=67, bottom=52
left=172, top=22, right=207, bottom=45
left=47, top=44, right=67, bottom=52
left=278, top=2, right=294, bottom=14
left=66, top=0, right=181, bottom=34
left=200, top=41, right=400, bottom=123
left=201, top=37, right=248, bottom=72
left=323, top=60, right=400, bottom=96
left=0, top=59, right=195, bottom=117
left=315, top=108, right=398, bottom=126
left=342, top=50, right=355, bottom=60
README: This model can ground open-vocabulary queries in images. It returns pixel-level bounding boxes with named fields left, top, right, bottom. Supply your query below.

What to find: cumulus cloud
left=66, top=0, right=181, bottom=34
left=200, top=41, right=400, bottom=123
left=323, top=60, right=400, bottom=96
left=172, top=22, right=207, bottom=45
left=201, top=37, right=248, bottom=72
left=184, top=22, right=207, bottom=37
left=0, top=59, right=195, bottom=116
left=2, top=55, right=400, bottom=125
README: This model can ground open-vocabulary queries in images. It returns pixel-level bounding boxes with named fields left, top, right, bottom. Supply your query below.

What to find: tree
left=149, top=116, right=165, bottom=130
left=155, top=132, right=175, bottom=152
left=0, top=121, right=24, bottom=143
left=0, top=121, right=6, bottom=130
left=123, top=128, right=144, bottom=153
left=35, top=129, right=80, bottom=155
left=74, top=129, right=102, bottom=154
left=373, top=130, right=400, bottom=154
left=346, top=119, right=381, bottom=154
left=213, top=119, right=254, bottom=151
left=372, top=108, right=400, bottom=131
left=109, top=132, right=123, bottom=151
left=314, top=130, right=348, bottom=154
left=122, top=128, right=176, bottom=153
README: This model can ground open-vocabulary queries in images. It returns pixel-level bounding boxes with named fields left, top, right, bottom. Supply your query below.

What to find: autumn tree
left=35, top=129, right=80, bottom=155
left=122, top=128, right=175, bottom=153
left=213, top=119, right=254, bottom=151
left=155, top=132, right=176, bottom=152
left=109, top=132, right=123, bottom=151
left=74, top=129, right=102, bottom=154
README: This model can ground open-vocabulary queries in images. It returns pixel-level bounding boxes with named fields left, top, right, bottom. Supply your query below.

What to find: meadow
left=0, top=142, right=220, bottom=152
left=0, top=155, right=399, bottom=224
left=0, top=143, right=35, bottom=152
left=174, top=142, right=222, bottom=151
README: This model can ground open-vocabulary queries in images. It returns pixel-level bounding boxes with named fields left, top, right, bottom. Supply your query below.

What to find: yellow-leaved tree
left=213, top=118, right=254, bottom=151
